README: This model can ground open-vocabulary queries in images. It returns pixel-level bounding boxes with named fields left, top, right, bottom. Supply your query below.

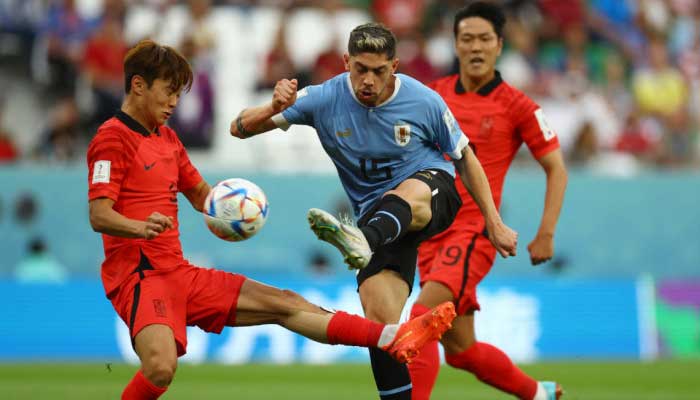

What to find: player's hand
left=272, top=78, right=298, bottom=113
left=141, top=212, right=174, bottom=240
left=527, top=233, right=554, bottom=265
left=487, top=221, right=518, bottom=258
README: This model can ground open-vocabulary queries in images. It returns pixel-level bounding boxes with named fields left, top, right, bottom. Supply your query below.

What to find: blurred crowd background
left=0, top=0, right=699, bottom=172
left=1, top=0, right=700, bottom=280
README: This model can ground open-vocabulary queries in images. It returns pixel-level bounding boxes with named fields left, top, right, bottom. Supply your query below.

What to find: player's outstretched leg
left=323, top=301, right=455, bottom=363
left=230, top=279, right=455, bottom=363
left=307, top=208, right=372, bottom=269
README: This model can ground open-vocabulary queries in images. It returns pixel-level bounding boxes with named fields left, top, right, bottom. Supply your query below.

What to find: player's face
left=455, top=17, right=502, bottom=80
left=142, top=78, right=181, bottom=127
left=344, top=52, right=399, bottom=106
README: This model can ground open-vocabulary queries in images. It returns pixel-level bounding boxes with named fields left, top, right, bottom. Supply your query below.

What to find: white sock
left=532, top=382, right=547, bottom=400
left=377, top=324, right=399, bottom=348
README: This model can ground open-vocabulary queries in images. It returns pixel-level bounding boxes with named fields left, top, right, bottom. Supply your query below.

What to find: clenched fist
left=272, top=78, right=298, bottom=113
left=141, top=212, right=174, bottom=240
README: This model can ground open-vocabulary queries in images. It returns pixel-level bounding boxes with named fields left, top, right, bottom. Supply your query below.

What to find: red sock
left=445, top=342, right=537, bottom=400
left=326, top=311, right=385, bottom=347
left=407, top=303, right=440, bottom=400
left=122, top=370, right=168, bottom=400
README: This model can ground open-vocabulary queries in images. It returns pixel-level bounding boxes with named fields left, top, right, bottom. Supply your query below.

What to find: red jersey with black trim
left=87, top=111, right=203, bottom=296
left=429, top=72, right=560, bottom=226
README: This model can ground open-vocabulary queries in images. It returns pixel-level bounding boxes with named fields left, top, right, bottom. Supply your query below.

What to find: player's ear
left=131, top=75, right=145, bottom=95
left=496, top=37, right=503, bottom=57
left=391, top=57, right=399, bottom=73
left=343, top=53, right=350, bottom=71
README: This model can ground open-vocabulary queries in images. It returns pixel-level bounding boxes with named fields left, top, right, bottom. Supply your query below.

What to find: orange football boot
left=382, top=301, right=456, bottom=363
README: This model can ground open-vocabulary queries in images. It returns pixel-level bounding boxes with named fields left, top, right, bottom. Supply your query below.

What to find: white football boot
left=307, top=208, right=373, bottom=270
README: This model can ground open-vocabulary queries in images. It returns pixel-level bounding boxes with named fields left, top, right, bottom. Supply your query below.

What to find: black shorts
left=356, top=169, right=462, bottom=292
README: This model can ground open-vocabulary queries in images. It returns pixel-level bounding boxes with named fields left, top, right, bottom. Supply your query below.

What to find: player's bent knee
left=409, top=201, right=431, bottom=229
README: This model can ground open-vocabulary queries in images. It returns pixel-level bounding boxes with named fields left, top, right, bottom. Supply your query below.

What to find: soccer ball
left=203, top=178, right=269, bottom=242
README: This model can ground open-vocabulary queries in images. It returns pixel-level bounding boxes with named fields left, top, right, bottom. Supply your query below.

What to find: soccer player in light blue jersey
left=231, top=23, right=518, bottom=400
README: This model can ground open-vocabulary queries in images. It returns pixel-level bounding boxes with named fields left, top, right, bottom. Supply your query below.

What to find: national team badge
left=394, top=121, right=411, bottom=146
left=479, top=116, right=493, bottom=139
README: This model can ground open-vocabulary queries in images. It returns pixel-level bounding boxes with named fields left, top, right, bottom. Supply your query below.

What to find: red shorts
left=109, top=262, right=246, bottom=356
left=418, top=226, right=496, bottom=315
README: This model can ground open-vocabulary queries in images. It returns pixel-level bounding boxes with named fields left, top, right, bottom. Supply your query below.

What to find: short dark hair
left=348, top=23, right=397, bottom=59
left=124, top=39, right=193, bottom=94
left=453, top=1, right=506, bottom=39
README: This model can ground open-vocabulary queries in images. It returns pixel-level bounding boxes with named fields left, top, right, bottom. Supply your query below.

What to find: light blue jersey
left=274, top=73, right=469, bottom=217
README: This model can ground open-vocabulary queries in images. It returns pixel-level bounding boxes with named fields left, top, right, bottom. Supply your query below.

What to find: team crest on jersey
left=479, top=116, right=494, bottom=138
left=394, top=121, right=411, bottom=146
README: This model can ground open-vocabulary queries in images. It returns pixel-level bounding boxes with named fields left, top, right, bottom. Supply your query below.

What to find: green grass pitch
left=1, top=361, right=698, bottom=399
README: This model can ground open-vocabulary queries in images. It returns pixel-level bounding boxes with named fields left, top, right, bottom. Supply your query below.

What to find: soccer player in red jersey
left=408, top=3, right=568, bottom=400
left=86, top=39, right=457, bottom=400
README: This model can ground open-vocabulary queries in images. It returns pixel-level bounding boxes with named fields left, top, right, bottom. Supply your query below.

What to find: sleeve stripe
left=271, top=113, right=291, bottom=131
left=447, top=135, right=469, bottom=160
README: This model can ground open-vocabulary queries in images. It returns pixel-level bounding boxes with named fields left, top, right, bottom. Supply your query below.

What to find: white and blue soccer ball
left=203, top=178, right=269, bottom=242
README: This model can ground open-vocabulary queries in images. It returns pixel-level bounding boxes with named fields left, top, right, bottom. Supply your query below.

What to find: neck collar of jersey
left=455, top=70, right=503, bottom=96
left=115, top=110, right=160, bottom=137
left=346, top=73, right=402, bottom=108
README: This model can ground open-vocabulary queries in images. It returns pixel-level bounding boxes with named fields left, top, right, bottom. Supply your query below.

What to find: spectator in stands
left=371, top=0, right=425, bottom=37
left=257, top=14, right=305, bottom=91
left=38, top=0, right=96, bottom=97
left=14, top=237, right=68, bottom=284
left=81, top=14, right=128, bottom=130
left=539, top=56, right=621, bottom=158
left=570, top=121, right=598, bottom=165
left=396, top=32, right=438, bottom=84
left=632, top=35, right=690, bottom=165
left=186, top=0, right=215, bottom=48
left=168, top=35, right=215, bottom=148
left=498, top=18, right=539, bottom=93
left=615, top=114, right=658, bottom=161
left=537, top=0, right=585, bottom=40
left=0, top=99, right=19, bottom=163
left=158, top=0, right=216, bottom=56
left=601, top=51, right=634, bottom=120
left=310, top=38, right=345, bottom=85
left=587, top=0, right=646, bottom=62
left=34, top=97, right=83, bottom=163
left=633, top=36, right=688, bottom=118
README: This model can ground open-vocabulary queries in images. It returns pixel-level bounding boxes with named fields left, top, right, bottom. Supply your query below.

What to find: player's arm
left=528, top=149, right=568, bottom=265
left=89, top=197, right=173, bottom=239
left=453, top=146, right=518, bottom=257
left=230, top=78, right=298, bottom=138
left=182, top=180, right=211, bottom=213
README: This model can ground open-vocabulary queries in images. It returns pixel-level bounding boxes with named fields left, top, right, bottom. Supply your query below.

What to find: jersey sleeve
left=429, top=93, right=469, bottom=160
left=87, top=129, right=126, bottom=202
left=514, top=97, right=560, bottom=159
left=275, top=84, right=324, bottom=130
left=175, top=134, right=203, bottom=192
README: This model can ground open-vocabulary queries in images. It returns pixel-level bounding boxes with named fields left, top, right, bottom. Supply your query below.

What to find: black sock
left=360, top=194, right=412, bottom=251
left=369, top=347, right=412, bottom=399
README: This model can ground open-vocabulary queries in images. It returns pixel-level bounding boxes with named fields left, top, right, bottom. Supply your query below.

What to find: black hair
left=453, top=1, right=506, bottom=38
